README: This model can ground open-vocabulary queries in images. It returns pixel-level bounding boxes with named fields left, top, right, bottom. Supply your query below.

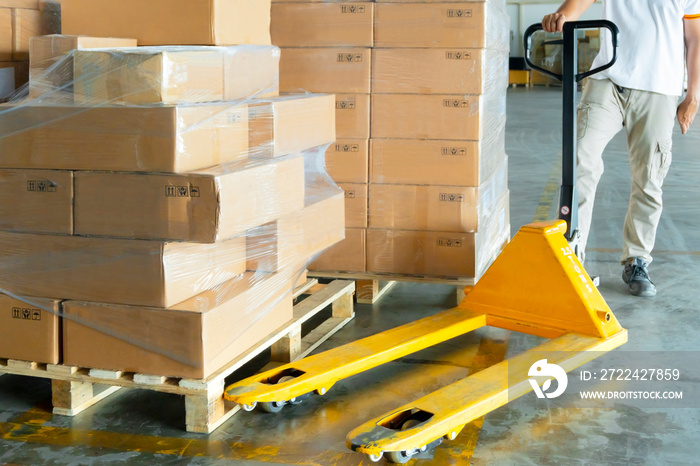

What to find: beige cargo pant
left=577, top=78, right=678, bottom=265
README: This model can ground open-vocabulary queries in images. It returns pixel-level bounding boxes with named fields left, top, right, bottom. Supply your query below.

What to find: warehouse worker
left=542, top=1, right=700, bottom=297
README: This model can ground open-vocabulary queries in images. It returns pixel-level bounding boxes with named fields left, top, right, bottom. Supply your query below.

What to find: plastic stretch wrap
left=0, top=44, right=346, bottom=379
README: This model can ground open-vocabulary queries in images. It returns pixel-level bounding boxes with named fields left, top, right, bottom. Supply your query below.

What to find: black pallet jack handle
left=523, top=20, right=619, bottom=244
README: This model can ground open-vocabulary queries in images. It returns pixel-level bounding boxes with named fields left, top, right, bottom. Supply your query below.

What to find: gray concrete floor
left=2, top=87, right=700, bottom=464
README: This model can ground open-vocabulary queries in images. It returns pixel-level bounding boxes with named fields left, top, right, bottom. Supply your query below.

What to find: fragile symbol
left=177, top=186, right=189, bottom=197
left=27, top=180, right=57, bottom=193
left=336, top=99, right=356, bottom=110
left=32, top=310, right=41, bottom=321
left=440, top=193, right=465, bottom=202
left=444, top=99, right=468, bottom=108
left=12, top=307, right=20, bottom=319
left=441, top=147, right=468, bottom=156
left=438, top=238, right=463, bottom=248
left=338, top=53, right=363, bottom=63
left=341, top=5, right=364, bottom=13
left=446, top=51, right=472, bottom=60
left=22, top=309, right=31, bottom=320
left=337, top=144, right=360, bottom=153
left=447, top=9, right=472, bottom=18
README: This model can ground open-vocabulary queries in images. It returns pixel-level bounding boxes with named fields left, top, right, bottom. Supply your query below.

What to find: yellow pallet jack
left=225, top=21, right=625, bottom=463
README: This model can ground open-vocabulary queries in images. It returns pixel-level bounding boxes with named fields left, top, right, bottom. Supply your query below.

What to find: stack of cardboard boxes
left=271, top=1, right=372, bottom=273
left=271, top=1, right=511, bottom=280
left=0, top=0, right=345, bottom=380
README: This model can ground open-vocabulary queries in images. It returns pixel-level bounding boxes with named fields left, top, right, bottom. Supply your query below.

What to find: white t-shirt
left=590, top=0, right=700, bottom=96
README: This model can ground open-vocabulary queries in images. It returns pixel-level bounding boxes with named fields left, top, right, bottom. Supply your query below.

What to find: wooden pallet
left=309, top=271, right=474, bottom=305
left=0, top=279, right=355, bottom=434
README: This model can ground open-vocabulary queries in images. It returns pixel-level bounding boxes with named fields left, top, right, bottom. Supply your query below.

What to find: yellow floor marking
left=533, top=158, right=562, bottom=222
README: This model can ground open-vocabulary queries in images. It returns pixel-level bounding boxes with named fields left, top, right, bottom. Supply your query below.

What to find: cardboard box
left=0, top=1, right=39, bottom=8
left=0, top=60, right=28, bottom=88
left=374, top=2, right=509, bottom=50
left=280, top=47, right=371, bottom=94
left=367, top=192, right=510, bottom=279
left=29, top=35, right=138, bottom=97
left=0, top=294, right=60, bottom=364
left=372, top=48, right=509, bottom=95
left=272, top=3, right=373, bottom=47
left=368, top=160, right=508, bottom=233
left=309, top=227, right=366, bottom=273
left=63, top=272, right=295, bottom=379
left=0, top=66, right=12, bottom=98
left=339, top=183, right=367, bottom=228
left=11, top=8, right=41, bottom=60
left=372, top=94, right=484, bottom=140
left=249, top=94, right=336, bottom=158
left=0, top=169, right=72, bottom=234
left=73, top=46, right=280, bottom=104
left=0, top=8, right=11, bottom=61
left=0, top=103, right=249, bottom=172
left=370, top=138, right=507, bottom=187
left=75, top=156, right=306, bottom=243
left=0, top=232, right=248, bottom=307
left=336, top=93, right=370, bottom=139
left=326, top=139, right=368, bottom=183
left=247, top=191, right=345, bottom=272
left=61, top=0, right=272, bottom=46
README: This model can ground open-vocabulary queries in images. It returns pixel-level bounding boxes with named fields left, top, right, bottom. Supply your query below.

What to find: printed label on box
left=336, top=99, right=356, bottom=110
left=337, top=53, right=363, bottom=63
left=441, top=147, right=468, bottom=156
left=443, top=99, right=469, bottom=108
left=439, top=193, right=466, bottom=203
left=437, top=238, right=463, bottom=248
left=345, top=190, right=356, bottom=199
left=447, top=9, right=472, bottom=18
left=27, top=181, right=57, bottom=193
left=335, top=143, right=360, bottom=153
left=12, top=307, right=41, bottom=321
left=165, top=186, right=200, bottom=198
left=445, top=51, right=472, bottom=60
left=341, top=5, right=366, bottom=14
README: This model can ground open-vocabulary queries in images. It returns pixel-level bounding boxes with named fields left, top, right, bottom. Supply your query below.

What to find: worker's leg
left=576, top=79, right=625, bottom=260
left=622, top=90, right=678, bottom=265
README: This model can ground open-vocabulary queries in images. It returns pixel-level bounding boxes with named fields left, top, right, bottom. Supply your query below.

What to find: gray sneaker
left=622, top=258, right=656, bottom=297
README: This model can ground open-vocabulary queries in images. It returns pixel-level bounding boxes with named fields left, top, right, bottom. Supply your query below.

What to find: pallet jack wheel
left=257, top=376, right=297, bottom=413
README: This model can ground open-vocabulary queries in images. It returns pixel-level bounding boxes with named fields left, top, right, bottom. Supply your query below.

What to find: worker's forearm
left=543, top=0, right=595, bottom=32
left=685, top=35, right=700, bottom=104
left=555, top=0, right=596, bottom=21
left=677, top=19, right=700, bottom=134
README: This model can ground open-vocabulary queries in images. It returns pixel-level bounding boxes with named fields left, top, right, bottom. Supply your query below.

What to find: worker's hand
left=542, top=13, right=567, bottom=33
left=677, top=97, right=699, bottom=134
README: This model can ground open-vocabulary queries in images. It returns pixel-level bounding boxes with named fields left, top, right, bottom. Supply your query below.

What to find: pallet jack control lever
left=523, top=20, right=619, bottom=257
